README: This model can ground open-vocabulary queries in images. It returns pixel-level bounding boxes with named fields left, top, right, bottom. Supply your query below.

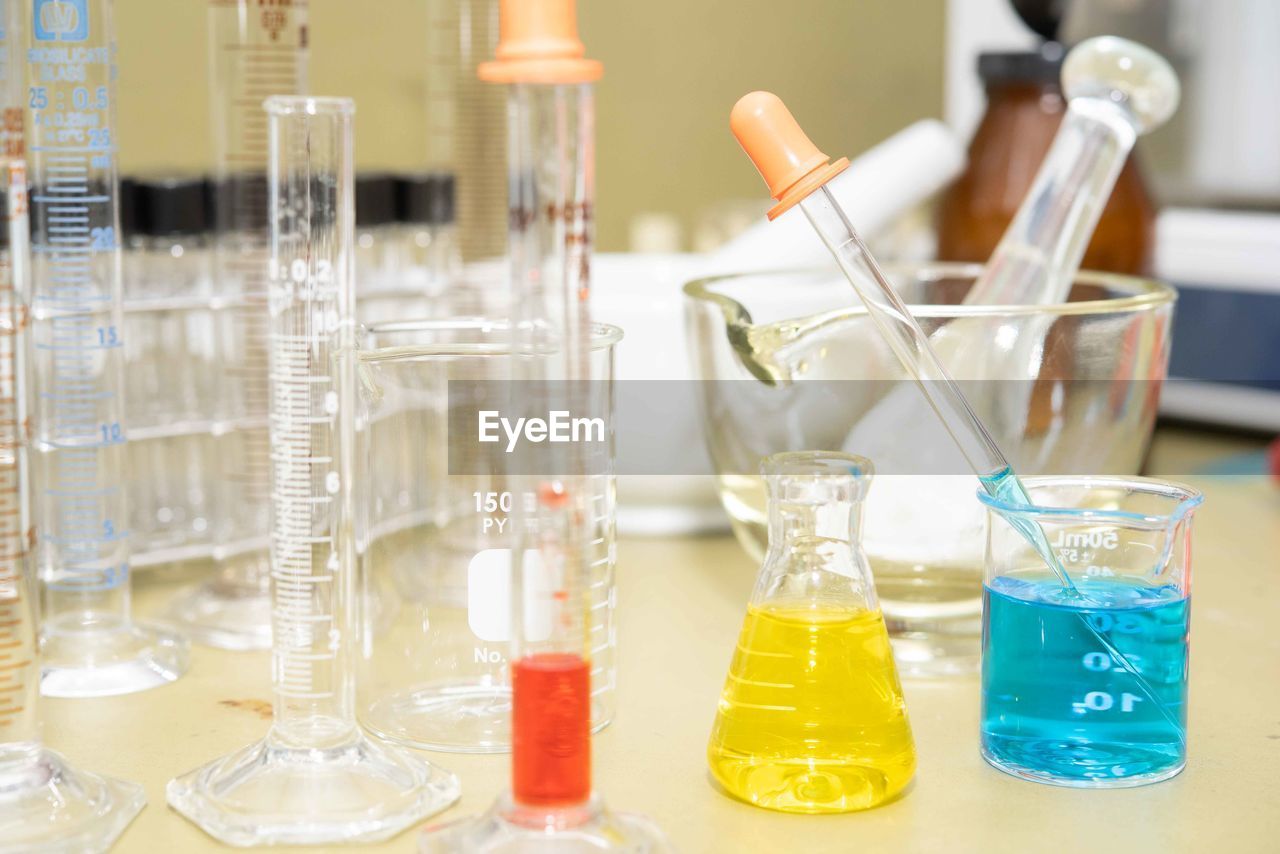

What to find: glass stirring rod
left=730, top=91, right=1077, bottom=593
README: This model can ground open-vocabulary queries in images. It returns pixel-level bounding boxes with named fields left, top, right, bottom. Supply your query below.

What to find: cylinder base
left=0, top=744, right=144, bottom=853
left=166, top=727, right=460, bottom=846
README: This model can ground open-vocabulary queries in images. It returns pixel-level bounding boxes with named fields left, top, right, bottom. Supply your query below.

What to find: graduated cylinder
left=265, top=96, right=359, bottom=743
left=165, top=98, right=458, bottom=847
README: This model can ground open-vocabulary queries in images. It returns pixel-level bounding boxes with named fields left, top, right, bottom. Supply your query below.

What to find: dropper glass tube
left=423, top=1, right=668, bottom=848
left=26, top=0, right=188, bottom=696
left=0, top=149, right=145, bottom=851
left=166, top=97, right=459, bottom=847
left=797, top=185, right=1074, bottom=591
left=165, top=0, right=310, bottom=650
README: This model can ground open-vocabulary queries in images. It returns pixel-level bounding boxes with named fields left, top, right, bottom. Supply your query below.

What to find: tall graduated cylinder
left=26, top=0, right=187, bottom=696
left=504, top=64, right=613, bottom=750
left=264, top=100, right=359, bottom=741
left=0, top=152, right=148, bottom=854
left=422, top=0, right=508, bottom=323
left=171, top=0, right=309, bottom=651
left=165, top=98, right=458, bottom=847
left=0, top=162, right=33, bottom=751
left=1, top=5, right=154, bottom=822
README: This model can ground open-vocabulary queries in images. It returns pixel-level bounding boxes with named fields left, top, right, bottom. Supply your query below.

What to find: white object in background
left=691, top=200, right=766, bottom=255
left=708, top=120, right=965, bottom=272
left=592, top=254, right=884, bottom=537
left=944, top=0, right=1037, bottom=140
left=1155, top=208, right=1280, bottom=292
left=629, top=212, right=683, bottom=254
left=592, top=254, right=725, bottom=535
left=1186, top=0, right=1280, bottom=200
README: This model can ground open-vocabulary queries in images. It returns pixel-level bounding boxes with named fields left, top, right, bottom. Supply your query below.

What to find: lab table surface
left=46, top=476, right=1280, bottom=853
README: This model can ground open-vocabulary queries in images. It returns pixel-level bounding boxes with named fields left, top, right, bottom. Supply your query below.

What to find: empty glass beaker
left=979, top=476, right=1201, bottom=788
left=356, top=318, right=620, bottom=752
left=708, top=451, right=916, bottom=813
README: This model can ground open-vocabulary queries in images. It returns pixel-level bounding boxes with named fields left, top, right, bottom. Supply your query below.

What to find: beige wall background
left=116, top=0, right=945, bottom=250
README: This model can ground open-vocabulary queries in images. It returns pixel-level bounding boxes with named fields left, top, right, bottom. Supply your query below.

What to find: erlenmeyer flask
left=707, top=451, right=916, bottom=813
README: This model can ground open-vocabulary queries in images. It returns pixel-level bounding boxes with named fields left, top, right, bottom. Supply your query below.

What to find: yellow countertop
left=44, top=476, right=1280, bottom=853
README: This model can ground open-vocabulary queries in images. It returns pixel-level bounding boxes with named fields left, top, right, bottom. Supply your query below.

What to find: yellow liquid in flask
left=707, top=604, right=916, bottom=813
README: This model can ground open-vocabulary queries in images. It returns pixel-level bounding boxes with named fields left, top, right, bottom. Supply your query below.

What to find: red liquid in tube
left=512, top=653, right=591, bottom=806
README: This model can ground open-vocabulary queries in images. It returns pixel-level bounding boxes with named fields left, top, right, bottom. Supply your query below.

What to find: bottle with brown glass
left=937, top=40, right=1156, bottom=275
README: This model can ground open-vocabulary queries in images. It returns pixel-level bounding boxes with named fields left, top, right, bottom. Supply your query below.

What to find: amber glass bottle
left=937, top=47, right=1156, bottom=276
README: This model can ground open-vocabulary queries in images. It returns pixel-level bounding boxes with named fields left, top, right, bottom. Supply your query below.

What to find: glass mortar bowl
left=683, top=263, right=1175, bottom=677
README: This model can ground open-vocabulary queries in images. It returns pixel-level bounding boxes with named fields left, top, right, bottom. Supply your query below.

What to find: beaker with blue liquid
left=978, top=477, right=1202, bottom=787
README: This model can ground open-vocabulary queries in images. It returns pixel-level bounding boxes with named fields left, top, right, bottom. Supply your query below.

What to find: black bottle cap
left=118, top=175, right=139, bottom=240
left=1011, top=0, right=1067, bottom=42
left=356, top=173, right=397, bottom=228
left=136, top=175, right=208, bottom=238
left=396, top=172, right=456, bottom=227
left=977, top=41, right=1066, bottom=86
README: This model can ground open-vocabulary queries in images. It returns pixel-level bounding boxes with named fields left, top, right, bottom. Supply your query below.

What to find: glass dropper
left=729, top=91, right=1076, bottom=594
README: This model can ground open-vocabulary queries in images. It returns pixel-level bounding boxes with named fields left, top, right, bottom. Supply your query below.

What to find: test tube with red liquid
left=421, top=2, right=669, bottom=848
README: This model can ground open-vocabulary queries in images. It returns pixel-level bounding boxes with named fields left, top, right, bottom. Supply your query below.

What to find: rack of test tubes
left=120, top=170, right=458, bottom=569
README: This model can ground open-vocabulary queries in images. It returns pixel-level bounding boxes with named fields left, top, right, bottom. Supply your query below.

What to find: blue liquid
left=982, top=574, right=1189, bottom=787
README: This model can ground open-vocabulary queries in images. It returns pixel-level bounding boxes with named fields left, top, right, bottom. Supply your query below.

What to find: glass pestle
left=964, top=36, right=1179, bottom=306
left=827, top=39, right=1179, bottom=498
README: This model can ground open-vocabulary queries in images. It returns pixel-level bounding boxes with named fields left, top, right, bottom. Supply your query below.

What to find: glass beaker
left=978, top=476, right=1202, bottom=788
left=708, top=451, right=916, bottom=813
left=356, top=318, right=621, bottom=752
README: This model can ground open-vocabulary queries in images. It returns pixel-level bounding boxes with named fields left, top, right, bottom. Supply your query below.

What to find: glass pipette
left=26, top=0, right=189, bottom=696
left=422, top=1, right=670, bottom=849
left=167, top=97, right=459, bottom=846
left=730, top=92, right=1076, bottom=593
left=966, top=36, right=1179, bottom=306
left=165, top=0, right=310, bottom=650
left=0, top=143, right=146, bottom=854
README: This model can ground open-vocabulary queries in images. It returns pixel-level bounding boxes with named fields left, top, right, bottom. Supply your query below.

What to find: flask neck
left=768, top=498, right=861, bottom=549
left=755, top=452, right=876, bottom=609
left=758, top=495, right=876, bottom=611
